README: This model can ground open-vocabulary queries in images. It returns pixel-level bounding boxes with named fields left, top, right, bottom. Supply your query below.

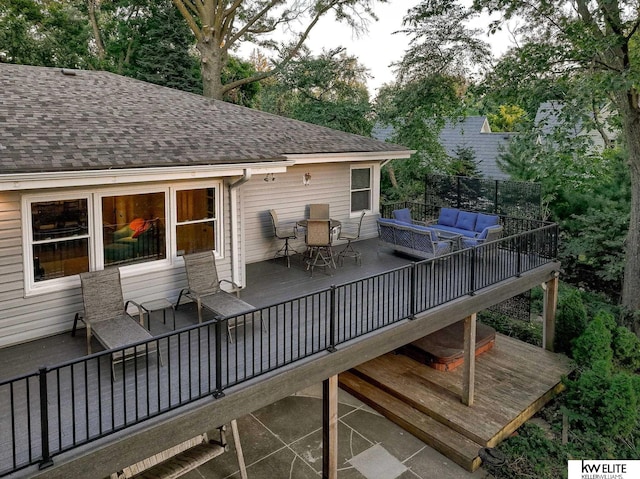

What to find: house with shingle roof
left=373, top=117, right=514, bottom=179
left=0, top=63, right=411, bottom=347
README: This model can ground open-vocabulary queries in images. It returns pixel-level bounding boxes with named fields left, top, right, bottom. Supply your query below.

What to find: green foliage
left=258, top=47, right=372, bottom=135
left=483, top=423, right=569, bottom=479
left=478, top=312, right=542, bottom=346
left=613, top=326, right=640, bottom=371
left=554, top=289, right=588, bottom=355
left=221, top=56, right=260, bottom=107
left=486, top=105, right=527, bottom=132
left=571, top=311, right=614, bottom=369
left=449, top=146, right=481, bottom=177
left=0, top=0, right=94, bottom=68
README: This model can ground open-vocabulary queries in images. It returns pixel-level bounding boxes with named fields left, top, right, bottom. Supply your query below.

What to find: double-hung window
left=23, top=182, right=222, bottom=294
left=350, top=166, right=372, bottom=212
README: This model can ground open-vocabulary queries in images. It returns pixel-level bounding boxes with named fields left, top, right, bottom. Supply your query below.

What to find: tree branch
left=226, top=0, right=282, bottom=48
left=172, top=0, right=203, bottom=42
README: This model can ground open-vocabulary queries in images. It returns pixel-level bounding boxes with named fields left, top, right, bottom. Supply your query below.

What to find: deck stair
left=339, top=334, right=573, bottom=472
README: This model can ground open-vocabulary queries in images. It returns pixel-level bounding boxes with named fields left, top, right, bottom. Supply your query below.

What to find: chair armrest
left=125, top=299, right=145, bottom=326
left=219, top=279, right=242, bottom=296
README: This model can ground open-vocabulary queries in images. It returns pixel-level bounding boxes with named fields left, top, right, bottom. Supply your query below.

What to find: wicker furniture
left=376, top=218, right=453, bottom=260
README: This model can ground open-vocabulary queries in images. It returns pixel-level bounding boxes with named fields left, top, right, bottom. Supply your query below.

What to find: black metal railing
left=0, top=223, right=558, bottom=477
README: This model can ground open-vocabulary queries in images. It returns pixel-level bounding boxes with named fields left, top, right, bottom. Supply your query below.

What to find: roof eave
left=0, top=160, right=294, bottom=192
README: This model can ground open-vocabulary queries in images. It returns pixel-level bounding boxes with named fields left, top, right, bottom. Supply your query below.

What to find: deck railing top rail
left=0, top=221, right=559, bottom=477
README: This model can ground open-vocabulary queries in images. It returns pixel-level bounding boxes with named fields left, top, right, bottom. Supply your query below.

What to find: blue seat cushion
left=392, top=208, right=413, bottom=224
left=455, top=211, right=477, bottom=231
left=438, top=208, right=459, bottom=227
left=378, top=218, right=399, bottom=226
left=475, top=213, right=500, bottom=233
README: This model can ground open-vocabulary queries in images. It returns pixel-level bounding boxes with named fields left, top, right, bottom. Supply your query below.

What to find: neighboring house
left=372, top=117, right=514, bottom=179
left=534, top=100, right=616, bottom=150
left=0, top=63, right=411, bottom=348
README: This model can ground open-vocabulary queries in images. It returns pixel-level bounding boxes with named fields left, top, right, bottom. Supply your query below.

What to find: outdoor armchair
left=175, top=251, right=263, bottom=341
left=460, top=225, right=504, bottom=249
left=305, top=220, right=335, bottom=276
left=269, top=209, right=298, bottom=268
left=79, top=268, right=160, bottom=369
left=337, top=211, right=366, bottom=266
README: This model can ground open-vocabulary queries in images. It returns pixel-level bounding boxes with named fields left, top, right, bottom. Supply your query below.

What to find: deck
left=0, top=237, right=563, bottom=478
left=340, top=334, right=573, bottom=471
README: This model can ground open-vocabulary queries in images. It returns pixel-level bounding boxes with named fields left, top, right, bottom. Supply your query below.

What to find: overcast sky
left=302, top=1, right=514, bottom=96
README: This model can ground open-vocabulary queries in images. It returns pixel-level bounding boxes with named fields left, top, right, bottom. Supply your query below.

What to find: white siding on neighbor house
left=242, top=162, right=381, bottom=264
left=0, top=183, right=235, bottom=349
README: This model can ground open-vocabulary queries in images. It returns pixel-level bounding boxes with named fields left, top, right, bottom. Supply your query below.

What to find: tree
left=0, top=0, right=94, bottom=68
left=468, top=0, right=640, bottom=312
left=171, top=0, right=384, bottom=99
left=375, top=0, right=492, bottom=201
left=464, top=0, right=640, bottom=310
left=258, top=47, right=373, bottom=135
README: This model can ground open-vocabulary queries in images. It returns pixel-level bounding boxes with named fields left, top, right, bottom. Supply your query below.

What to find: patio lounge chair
left=80, top=268, right=159, bottom=368
left=175, top=251, right=263, bottom=341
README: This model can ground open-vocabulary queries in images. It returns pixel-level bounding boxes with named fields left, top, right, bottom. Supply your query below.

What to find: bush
left=571, top=311, right=614, bottom=369
left=554, top=289, right=588, bottom=355
left=613, top=326, right=640, bottom=372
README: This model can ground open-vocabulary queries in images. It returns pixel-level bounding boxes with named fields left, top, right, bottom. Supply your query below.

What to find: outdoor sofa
left=376, top=218, right=453, bottom=259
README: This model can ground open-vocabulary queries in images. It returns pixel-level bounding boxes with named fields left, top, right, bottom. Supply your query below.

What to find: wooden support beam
left=231, top=419, right=247, bottom=479
left=542, top=275, right=559, bottom=352
left=462, top=314, right=476, bottom=406
left=322, top=376, right=338, bottom=479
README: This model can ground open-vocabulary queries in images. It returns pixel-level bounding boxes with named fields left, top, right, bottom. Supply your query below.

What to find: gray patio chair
left=337, top=211, right=366, bottom=266
left=79, top=268, right=160, bottom=370
left=175, top=251, right=264, bottom=342
left=309, top=203, right=330, bottom=219
left=305, top=220, right=335, bottom=276
left=269, top=209, right=298, bottom=268
left=460, top=225, right=504, bottom=249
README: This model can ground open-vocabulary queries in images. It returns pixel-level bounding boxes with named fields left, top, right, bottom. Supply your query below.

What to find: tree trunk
left=86, top=0, right=105, bottom=61
left=198, top=40, right=225, bottom=100
left=618, top=93, right=640, bottom=311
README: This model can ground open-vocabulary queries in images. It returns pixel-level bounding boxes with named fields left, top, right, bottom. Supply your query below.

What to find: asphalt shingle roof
left=0, top=64, right=409, bottom=174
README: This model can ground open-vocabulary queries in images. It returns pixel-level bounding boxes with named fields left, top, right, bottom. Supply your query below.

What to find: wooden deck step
left=339, top=371, right=483, bottom=472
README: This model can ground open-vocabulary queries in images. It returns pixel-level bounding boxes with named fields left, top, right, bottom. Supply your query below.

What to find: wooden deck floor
left=339, top=333, right=573, bottom=471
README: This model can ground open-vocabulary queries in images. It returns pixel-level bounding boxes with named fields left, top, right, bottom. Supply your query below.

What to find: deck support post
left=230, top=419, right=248, bottom=479
left=322, top=375, right=339, bottom=479
left=542, top=275, right=559, bottom=352
left=462, top=313, right=476, bottom=406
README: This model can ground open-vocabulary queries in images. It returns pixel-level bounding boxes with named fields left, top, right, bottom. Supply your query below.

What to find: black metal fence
left=423, top=174, right=542, bottom=220
left=0, top=223, right=558, bottom=477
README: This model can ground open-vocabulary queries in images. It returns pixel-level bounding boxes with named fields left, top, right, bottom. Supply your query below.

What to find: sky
left=299, top=1, right=515, bottom=97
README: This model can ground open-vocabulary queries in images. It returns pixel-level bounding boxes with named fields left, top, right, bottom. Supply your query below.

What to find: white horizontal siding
left=243, top=162, right=381, bottom=264
left=0, top=185, right=235, bottom=350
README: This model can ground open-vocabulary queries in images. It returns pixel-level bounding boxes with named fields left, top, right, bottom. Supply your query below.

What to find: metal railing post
left=409, top=263, right=416, bottom=319
left=38, top=367, right=53, bottom=470
left=213, top=321, right=224, bottom=398
left=516, top=235, right=523, bottom=277
left=469, top=248, right=476, bottom=296
left=327, top=285, right=337, bottom=352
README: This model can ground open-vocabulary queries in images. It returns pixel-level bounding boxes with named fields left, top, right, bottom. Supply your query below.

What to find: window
left=176, top=187, right=219, bottom=255
left=102, top=192, right=167, bottom=267
left=23, top=182, right=222, bottom=293
left=31, top=198, right=90, bottom=282
left=351, top=167, right=372, bottom=212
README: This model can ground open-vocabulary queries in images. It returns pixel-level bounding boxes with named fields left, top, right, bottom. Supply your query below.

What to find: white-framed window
left=22, top=181, right=223, bottom=294
left=350, top=166, right=372, bottom=213
left=175, top=185, right=221, bottom=256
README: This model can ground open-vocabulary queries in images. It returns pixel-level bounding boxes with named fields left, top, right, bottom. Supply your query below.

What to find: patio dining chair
left=175, top=251, right=264, bottom=342
left=309, top=203, right=330, bottom=220
left=337, top=211, right=366, bottom=266
left=79, top=268, right=161, bottom=373
left=305, top=220, right=335, bottom=276
left=269, top=209, right=298, bottom=268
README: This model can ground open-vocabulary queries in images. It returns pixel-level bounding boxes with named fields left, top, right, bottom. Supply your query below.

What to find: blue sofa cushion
left=455, top=211, right=477, bottom=231
left=378, top=218, right=399, bottom=226
left=475, top=213, right=499, bottom=233
left=438, top=207, right=459, bottom=227
left=392, top=208, right=412, bottom=224
left=433, top=224, right=477, bottom=237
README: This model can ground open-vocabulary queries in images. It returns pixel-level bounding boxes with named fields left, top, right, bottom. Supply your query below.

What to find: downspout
left=228, top=169, right=251, bottom=289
